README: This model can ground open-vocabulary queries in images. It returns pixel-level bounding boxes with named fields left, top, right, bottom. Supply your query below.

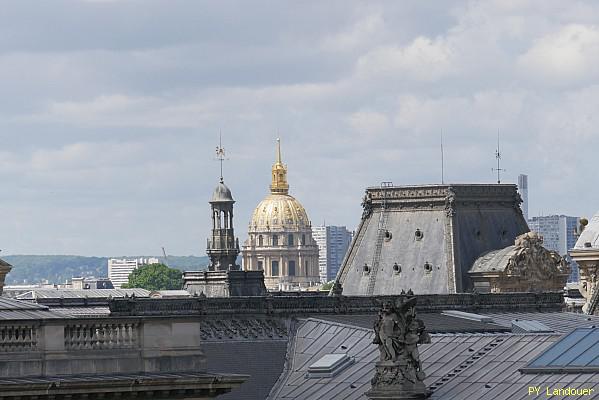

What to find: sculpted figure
left=373, top=301, right=405, bottom=362
left=368, top=294, right=430, bottom=399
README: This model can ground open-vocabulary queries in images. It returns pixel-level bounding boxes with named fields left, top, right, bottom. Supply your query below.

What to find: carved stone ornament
left=362, top=192, right=374, bottom=220
left=330, top=280, right=344, bottom=296
left=506, top=232, right=569, bottom=278
left=444, top=188, right=456, bottom=217
left=366, top=292, right=431, bottom=400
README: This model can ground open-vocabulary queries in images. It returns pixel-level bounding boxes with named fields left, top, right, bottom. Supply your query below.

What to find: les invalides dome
left=242, top=139, right=320, bottom=291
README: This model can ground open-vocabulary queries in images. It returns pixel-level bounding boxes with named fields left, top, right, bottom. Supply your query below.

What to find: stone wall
left=109, top=292, right=564, bottom=317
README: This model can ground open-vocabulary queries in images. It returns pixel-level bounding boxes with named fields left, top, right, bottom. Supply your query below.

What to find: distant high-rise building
left=528, top=215, right=580, bottom=282
left=518, top=174, right=529, bottom=221
left=108, top=257, right=160, bottom=288
left=312, top=225, right=353, bottom=283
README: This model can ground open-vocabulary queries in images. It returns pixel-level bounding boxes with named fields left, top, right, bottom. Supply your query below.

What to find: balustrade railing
left=0, top=325, right=38, bottom=352
left=64, top=321, right=139, bottom=350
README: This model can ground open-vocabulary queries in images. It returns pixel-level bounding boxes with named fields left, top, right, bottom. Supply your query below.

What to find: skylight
left=306, top=353, right=354, bottom=378
left=511, top=320, right=553, bottom=333
left=521, top=328, right=599, bottom=373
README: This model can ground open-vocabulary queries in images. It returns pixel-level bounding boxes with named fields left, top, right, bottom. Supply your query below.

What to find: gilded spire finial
left=270, top=138, right=289, bottom=194
left=276, top=137, right=282, bottom=164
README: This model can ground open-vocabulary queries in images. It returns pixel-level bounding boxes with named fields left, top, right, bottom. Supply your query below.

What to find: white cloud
left=347, top=110, right=389, bottom=132
left=518, top=24, right=599, bottom=85
left=2, top=1, right=599, bottom=255
left=356, top=36, right=456, bottom=82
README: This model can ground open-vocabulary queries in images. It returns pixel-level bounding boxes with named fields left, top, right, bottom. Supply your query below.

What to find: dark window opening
left=415, top=229, right=423, bottom=240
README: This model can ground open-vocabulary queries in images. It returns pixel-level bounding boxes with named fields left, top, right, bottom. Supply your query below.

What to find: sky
left=1, top=0, right=598, bottom=256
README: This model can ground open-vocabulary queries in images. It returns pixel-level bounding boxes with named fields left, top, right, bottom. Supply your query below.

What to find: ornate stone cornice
left=363, top=184, right=521, bottom=212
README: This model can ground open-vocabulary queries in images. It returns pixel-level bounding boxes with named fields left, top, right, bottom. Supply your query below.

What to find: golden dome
left=248, top=138, right=311, bottom=231
left=249, top=194, right=310, bottom=231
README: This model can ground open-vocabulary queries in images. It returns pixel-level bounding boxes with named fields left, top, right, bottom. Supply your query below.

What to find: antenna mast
left=492, top=129, right=506, bottom=184
left=441, top=129, right=445, bottom=184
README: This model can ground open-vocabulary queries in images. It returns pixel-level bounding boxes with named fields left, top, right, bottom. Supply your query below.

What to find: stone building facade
left=242, top=139, right=320, bottom=291
left=570, top=212, right=599, bottom=315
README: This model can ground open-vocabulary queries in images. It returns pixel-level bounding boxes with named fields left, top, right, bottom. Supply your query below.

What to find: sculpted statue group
left=367, top=290, right=431, bottom=399
left=506, top=232, right=569, bottom=278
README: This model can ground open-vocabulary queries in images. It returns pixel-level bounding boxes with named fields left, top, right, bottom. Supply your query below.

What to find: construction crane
left=161, top=247, right=169, bottom=266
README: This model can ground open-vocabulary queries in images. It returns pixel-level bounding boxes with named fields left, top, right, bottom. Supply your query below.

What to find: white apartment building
left=108, top=257, right=160, bottom=288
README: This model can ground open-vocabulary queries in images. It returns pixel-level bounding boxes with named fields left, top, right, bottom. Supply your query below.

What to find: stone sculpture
left=367, top=291, right=430, bottom=399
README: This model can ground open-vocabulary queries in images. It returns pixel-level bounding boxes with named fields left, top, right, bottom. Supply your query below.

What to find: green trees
left=122, top=263, right=183, bottom=291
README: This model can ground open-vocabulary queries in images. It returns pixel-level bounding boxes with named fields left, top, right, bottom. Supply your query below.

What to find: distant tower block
left=334, top=184, right=529, bottom=295
left=518, top=174, right=529, bottom=221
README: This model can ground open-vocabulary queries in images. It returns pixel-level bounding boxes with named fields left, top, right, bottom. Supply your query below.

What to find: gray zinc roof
left=470, top=245, right=516, bottom=273
left=267, top=317, right=599, bottom=400
left=17, top=288, right=150, bottom=300
left=212, top=180, right=234, bottom=202
left=315, top=313, right=509, bottom=334
left=481, top=311, right=599, bottom=334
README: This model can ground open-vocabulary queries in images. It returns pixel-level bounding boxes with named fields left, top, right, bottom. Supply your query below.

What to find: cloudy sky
left=1, top=0, right=598, bottom=256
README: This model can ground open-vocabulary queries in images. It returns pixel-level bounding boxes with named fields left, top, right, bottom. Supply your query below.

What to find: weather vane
left=492, top=129, right=505, bottom=184
left=215, top=132, right=228, bottom=182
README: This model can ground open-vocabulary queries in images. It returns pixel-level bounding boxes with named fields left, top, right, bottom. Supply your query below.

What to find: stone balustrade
left=0, top=324, right=38, bottom=352
left=64, top=321, right=139, bottom=350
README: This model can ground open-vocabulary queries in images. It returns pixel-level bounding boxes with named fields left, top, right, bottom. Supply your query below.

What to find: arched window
left=301, top=234, right=306, bottom=245
left=258, top=235, right=263, bottom=247
left=288, top=234, right=294, bottom=246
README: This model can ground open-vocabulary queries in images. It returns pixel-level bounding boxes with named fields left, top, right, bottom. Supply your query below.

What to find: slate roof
left=205, top=341, right=289, bottom=400
left=267, top=318, right=599, bottom=400
left=337, top=184, right=529, bottom=295
left=0, top=297, right=69, bottom=320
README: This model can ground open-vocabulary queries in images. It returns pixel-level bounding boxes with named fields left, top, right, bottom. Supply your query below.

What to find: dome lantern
left=270, top=138, right=289, bottom=195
